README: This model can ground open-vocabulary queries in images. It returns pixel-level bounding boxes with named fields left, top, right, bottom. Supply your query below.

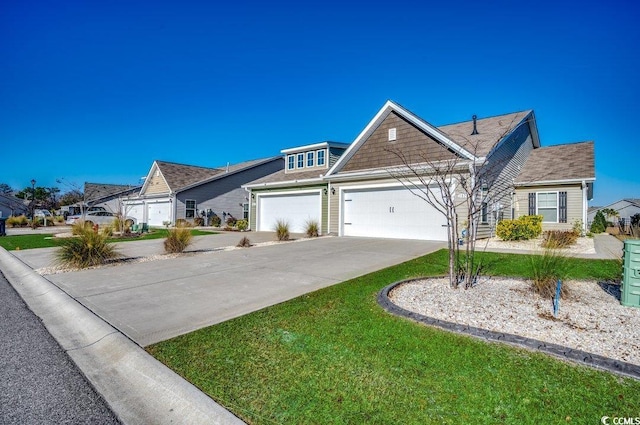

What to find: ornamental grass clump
left=56, top=223, right=120, bottom=269
left=305, top=220, right=319, bottom=238
left=541, top=230, right=578, bottom=249
left=237, top=236, right=251, bottom=248
left=274, top=219, right=290, bottom=241
left=164, top=225, right=193, bottom=253
left=529, top=248, right=571, bottom=299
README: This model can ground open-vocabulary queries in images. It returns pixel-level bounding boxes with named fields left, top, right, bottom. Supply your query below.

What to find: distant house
left=84, top=183, right=142, bottom=213
left=0, top=193, right=28, bottom=217
left=123, top=157, right=283, bottom=227
left=588, top=199, right=640, bottom=228
left=245, top=100, right=596, bottom=241
left=243, top=141, right=349, bottom=233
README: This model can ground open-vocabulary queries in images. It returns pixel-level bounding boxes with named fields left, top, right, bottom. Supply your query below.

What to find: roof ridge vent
left=471, top=115, right=479, bottom=135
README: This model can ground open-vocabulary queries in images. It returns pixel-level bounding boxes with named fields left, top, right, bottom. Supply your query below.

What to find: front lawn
left=0, top=229, right=218, bottom=251
left=147, top=250, right=636, bottom=424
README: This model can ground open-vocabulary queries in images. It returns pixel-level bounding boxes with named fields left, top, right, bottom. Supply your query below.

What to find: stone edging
left=377, top=278, right=640, bottom=381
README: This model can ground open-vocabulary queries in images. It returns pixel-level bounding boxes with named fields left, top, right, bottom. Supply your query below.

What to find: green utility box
left=621, top=239, right=640, bottom=308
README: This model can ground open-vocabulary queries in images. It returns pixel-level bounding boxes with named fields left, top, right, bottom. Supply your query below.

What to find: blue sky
left=1, top=0, right=638, bottom=206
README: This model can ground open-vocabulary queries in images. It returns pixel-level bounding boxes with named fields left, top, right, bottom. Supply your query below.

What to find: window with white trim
left=185, top=199, right=196, bottom=218
left=481, top=203, right=488, bottom=224
left=287, top=155, right=295, bottom=170
left=317, top=149, right=326, bottom=166
left=297, top=153, right=304, bottom=168
left=537, top=192, right=558, bottom=222
left=242, top=202, right=249, bottom=220
left=307, top=151, right=314, bottom=167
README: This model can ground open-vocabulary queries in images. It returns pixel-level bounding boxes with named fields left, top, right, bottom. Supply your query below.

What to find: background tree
left=590, top=210, right=607, bottom=234
left=0, top=183, right=14, bottom=194
left=59, top=189, right=84, bottom=206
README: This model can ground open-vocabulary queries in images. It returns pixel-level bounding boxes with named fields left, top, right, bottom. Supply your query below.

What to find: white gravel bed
left=480, top=236, right=595, bottom=254
left=389, top=277, right=640, bottom=366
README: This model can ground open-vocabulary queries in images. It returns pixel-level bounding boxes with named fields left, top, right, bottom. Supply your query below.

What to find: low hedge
left=496, top=215, right=543, bottom=241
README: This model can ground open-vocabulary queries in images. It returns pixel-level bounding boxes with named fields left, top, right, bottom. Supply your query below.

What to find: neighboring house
left=246, top=100, right=595, bottom=241
left=0, top=193, right=28, bottom=217
left=124, top=157, right=283, bottom=227
left=84, top=182, right=142, bottom=214
left=587, top=199, right=640, bottom=228
left=243, top=141, right=349, bottom=233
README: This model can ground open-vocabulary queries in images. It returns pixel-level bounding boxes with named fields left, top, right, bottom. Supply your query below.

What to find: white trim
left=515, top=177, right=595, bottom=186
left=286, top=154, right=295, bottom=171
left=296, top=153, right=305, bottom=169
left=244, top=177, right=324, bottom=190
left=327, top=100, right=476, bottom=177
left=255, top=189, right=323, bottom=233
left=306, top=151, right=315, bottom=167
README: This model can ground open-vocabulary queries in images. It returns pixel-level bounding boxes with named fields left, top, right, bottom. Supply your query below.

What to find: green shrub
left=211, top=215, right=221, bottom=227
left=496, top=215, right=542, bottom=241
left=56, top=224, right=121, bottom=268
left=194, top=217, right=205, bottom=226
left=541, top=230, right=578, bottom=248
left=236, top=219, right=248, bottom=231
left=164, top=225, right=193, bottom=253
left=274, top=219, right=290, bottom=241
left=529, top=249, right=571, bottom=299
left=237, top=236, right=251, bottom=248
left=305, top=220, right=319, bottom=238
left=56, top=215, right=65, bottom=223
left=590, top=210, right=607, bottom=234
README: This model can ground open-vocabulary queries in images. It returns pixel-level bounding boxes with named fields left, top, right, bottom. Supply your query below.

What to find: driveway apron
left=14, top=235, right=444, bottom=346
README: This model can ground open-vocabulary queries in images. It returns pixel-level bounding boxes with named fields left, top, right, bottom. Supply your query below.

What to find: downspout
left=581, top=180, right=587, bottom=233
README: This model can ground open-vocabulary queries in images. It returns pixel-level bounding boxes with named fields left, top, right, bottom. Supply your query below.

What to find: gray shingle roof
left=84, top=183, right=139, bottom=201
left=245, top=169, right=325, bottom=187
left=438, top=111, right=532, bottom=157
left=156, top=157, right=280, bottom=192
left=514, top=141, right=595, bottom=184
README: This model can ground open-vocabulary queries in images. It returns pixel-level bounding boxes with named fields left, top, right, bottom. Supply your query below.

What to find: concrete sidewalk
left=0, top=247, right=245, bottom=425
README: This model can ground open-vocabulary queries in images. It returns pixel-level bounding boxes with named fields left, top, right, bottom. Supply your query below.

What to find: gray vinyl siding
left=175, top=159, right=282, bottom=223
left=249, top=184, right=329, bottom=233
left=514, top=184, right=584, bottom=231
left=476, top=119, right=534, bottom=238
left=329, top=147, right=346, bottom=168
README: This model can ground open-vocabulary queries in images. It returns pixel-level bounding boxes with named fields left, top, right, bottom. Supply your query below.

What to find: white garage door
left=147, top=202, right=171, bottom=227
left=258, top=192, right=321, bottom=233
left=126, top=203, right=145, bottom=224
left=342, top=186, right=448, bottom=241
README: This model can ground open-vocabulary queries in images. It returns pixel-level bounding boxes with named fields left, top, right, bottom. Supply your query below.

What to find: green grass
left=147, top=250, right=635, bottom=424
left=0, top=229, right=218, bottom=251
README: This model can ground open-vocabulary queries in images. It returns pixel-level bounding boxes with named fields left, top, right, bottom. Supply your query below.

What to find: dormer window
left=287, top=155, right=295, bottom=170
left=307, top=151, right=315, bottom=167
left=297, top=153, right=304, bottom=168
left=317, top=149, right=326, bottom=166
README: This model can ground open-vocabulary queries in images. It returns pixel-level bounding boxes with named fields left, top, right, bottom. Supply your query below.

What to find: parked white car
left=66, top=211, right=136, bottom=227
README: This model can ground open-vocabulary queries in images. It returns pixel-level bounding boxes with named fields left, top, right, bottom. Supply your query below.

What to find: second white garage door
left=342, top=186, right=448, bottom=241
left=147, top=201, right=172, bottom=227
left=258, top=192, right=321, bottom=233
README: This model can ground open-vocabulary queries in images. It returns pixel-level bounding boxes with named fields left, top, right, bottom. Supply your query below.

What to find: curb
left=378, top=279, right=640, bottom=381
left=0, top=247, right=245, bottom=425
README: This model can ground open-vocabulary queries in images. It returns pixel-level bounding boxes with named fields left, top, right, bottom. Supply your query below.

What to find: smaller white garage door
left=342, top=186, right=448, bottom=241
left=258, top=192, right=321, bottom=233
left=126, top=203, right=145, bottom=224
left=147, top=202, right=171, bottom=227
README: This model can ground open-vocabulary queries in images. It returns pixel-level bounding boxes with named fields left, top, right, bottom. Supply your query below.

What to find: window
left=243, top=202, right=249, bottom=220
left=297, top=153, right=304, bottom=168
left=537, top=192, right=558, bottom=222
left=186, top=199, right=196, bottom=218
left=481, top=203, right=488, bottom=224
left=307, top=151, right=315, bottom=167
left=287, top=155, right=295, bottom=170
left=317, top=149, right=326, bottom=166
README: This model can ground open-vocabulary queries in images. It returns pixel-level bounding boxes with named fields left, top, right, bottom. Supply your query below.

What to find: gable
left=340, top=111, right=460, bottom=173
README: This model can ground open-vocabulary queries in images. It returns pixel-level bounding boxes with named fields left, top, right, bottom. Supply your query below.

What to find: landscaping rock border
left=378, top=278, right=640, bottom=381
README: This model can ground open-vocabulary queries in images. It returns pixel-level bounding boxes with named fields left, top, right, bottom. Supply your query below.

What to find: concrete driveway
left=11, top=233, right=444, bottom=346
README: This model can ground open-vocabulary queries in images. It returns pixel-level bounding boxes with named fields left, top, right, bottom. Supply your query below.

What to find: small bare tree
left=385, top=117, right=523, bottom=289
